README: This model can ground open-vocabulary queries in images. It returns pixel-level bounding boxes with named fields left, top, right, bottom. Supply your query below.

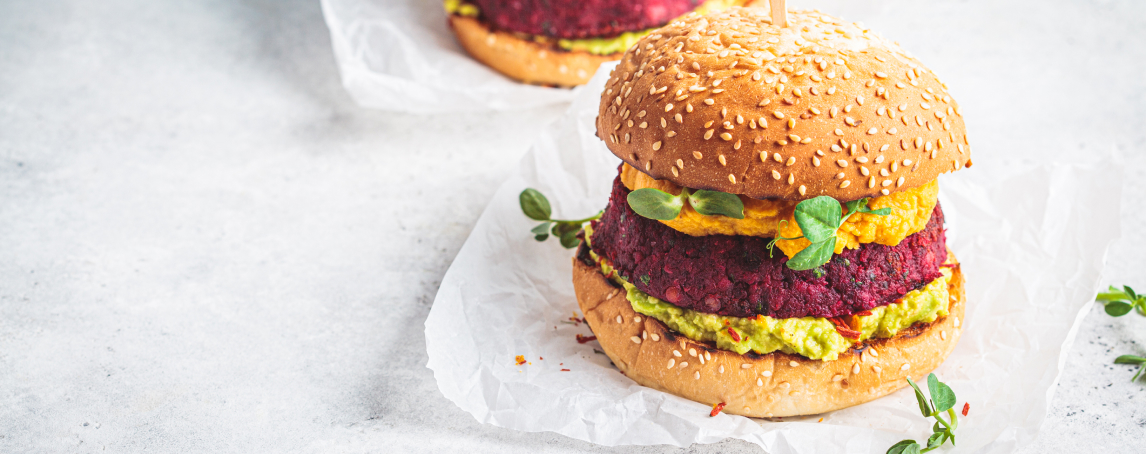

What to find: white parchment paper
left=320, top=0, right=581, bottom=113
left=425, top=65, right=1124, bottom=452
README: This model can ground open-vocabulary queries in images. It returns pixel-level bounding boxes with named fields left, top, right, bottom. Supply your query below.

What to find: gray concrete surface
left=0, top=0, right=1143, bottom=452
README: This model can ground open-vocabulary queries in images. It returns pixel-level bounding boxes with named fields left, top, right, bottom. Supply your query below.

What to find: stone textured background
left=1, top=0, right=1142, bottom=452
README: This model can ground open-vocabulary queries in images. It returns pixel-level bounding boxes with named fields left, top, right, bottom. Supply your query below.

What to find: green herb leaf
left=927, top=373, right=956, bottom=412
left=1124, top=285, right=1138, bottom=300
left=793, top=196, right=843, bottom=243
left=1096, top=285, right=1129, bottom=302
left=531, top=222, right=552, bottom=242
left=689, top=190, right=745, bottom=219
left=627, top=188, right=685, bottom=220
left=906, top=377, right=933, bottom=417
left=886, top=440, right=919, bottom=454
left=520, top=188, right=552, bottom=221
left=1105, top=301, right=1133, bottom=317
left=1114, top=355, right=1146, bottom=365
left=784, top=238, right=837, bottom=271
left=559, top=229, right=580, bottom=249
left=926, top=432, right=945, bottom=449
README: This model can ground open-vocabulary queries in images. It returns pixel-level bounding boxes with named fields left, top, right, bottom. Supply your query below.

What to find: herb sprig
left=886, top=373, right=960, bottom=454
left=520, top=188, right=601, bottom=249
left=769, top=196, right=890, bottom=271
left=626, top=187, right=745, bottom=220
left=1096, top=285, right=1146, bottom=317
left=1114, top=355, right=1146, bottom=382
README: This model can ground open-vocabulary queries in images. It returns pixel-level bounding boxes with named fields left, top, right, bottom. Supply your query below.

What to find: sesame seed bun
left=448, top=14, right=618, bottom=87
left=596, top=7, right=972, bottom=201
left=571, top=251, right=965, bottom=418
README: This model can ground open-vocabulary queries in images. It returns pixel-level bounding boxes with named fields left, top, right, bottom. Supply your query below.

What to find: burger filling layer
left=590, top=175, right=947, bottom=319
left=620, top=163, right=939, bottom=258
left=590, top=247, right=953, bottom=361
left=444, top=0, right=743, bottom=55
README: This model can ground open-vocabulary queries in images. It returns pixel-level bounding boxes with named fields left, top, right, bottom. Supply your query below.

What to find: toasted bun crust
left=448, top=15, right=618, bottom=87
left=572, top=252, right=965, bottom=418
left=596, top=8, right=971, bottom=201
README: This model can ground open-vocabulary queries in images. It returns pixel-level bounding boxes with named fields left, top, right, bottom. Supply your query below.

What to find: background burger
left=445, top=0, right=747, bottom=86
left=569, top=7, right=972, bottom=417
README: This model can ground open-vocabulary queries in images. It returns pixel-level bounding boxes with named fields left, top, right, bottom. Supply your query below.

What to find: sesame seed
left=757, top=378, right=764, bottom=386
left=693, top=151, right=703, bottom=160
left=834, top=129, right=843, bottom=136
left=915, top=137, right=923, bottom=148
left=671, top=167, right=679, bottom=177
left=651, top=333, right=660, bottom=341
left=630, top=336, right=642, bottom=344
left=925, top=141, right=933, bottom=152
left=653, top=141, right=662, bottom=150
left=879, top=168, right=888, bottom=177
left=665, top=103, right=674, bottom=112
left=667, top=360, right=676, bottom=371
left=616, top=315, right=622, bottom=323
left=861, top=167, right=870, bottom=176
left=857, top=96, right=865, bottom=105
left=798, top=185, right=807, bottom=195
left=901, top=363, right=911, bottom=371
left=882, top=179, right=892, bottom=187
left=867, top=127, right=878, bottom=135
left=881, top=189, right=890, bottom=195
left=728, top=174, right=736, bottom=184
left=869, top=347, right=879, bottom=357
left=680, top=361, right=688, bottom=368
left=954, top=316, right=961, bottom=328
left=720, top=133, right=732, bottom=141
left=873, top=366, right=882, bottom=374
left=868, top=176, right=875, bottom=187
left=836, top=159, right=848, bottom=167
left=840, top=180, right=851, bottom=188
left=827, top=86, right=837, bottom=95
left=703, top=129, right=714, bottom=140
left=686, top=103, right=693, bottom=112
left=741, top=363, right=752, bottom=369
left=705, top=350, right=712, bottom=361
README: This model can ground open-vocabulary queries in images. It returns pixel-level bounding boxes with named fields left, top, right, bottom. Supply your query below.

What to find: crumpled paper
left=425, top=64, right=1124, bottom=452
left=320, top=0, right=582, bottom=113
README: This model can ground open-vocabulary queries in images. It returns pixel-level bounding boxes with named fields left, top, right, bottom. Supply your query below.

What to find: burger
left=444, top=0, right=748, bottom=86
left=570, top=7, right=971, bottom=417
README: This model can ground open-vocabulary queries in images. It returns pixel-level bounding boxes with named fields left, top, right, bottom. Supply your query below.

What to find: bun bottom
left=448, top=15, right=619, bottom=87
left=571, top=252, right=966, bottom=418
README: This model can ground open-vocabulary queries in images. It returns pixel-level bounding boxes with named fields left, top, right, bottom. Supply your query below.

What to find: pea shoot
left=768, top=196, right=890, bottom=271
left=519, top=188, right=601, bottom=249
left=887, top=373, right=961, bottom=454
left=626, top=187, right=745, bottom=220
left=1096, top=285, right=1146, bottom=317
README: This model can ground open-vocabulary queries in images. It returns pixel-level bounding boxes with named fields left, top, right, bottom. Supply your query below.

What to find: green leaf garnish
left=625, top=187, right=744, bottom=221
left=519, top=188, right=602, bottom=249
left=520, top=188, right=552, bottom=221
left=889, top=373, right=960, bottom=453
left=886, top=440, right=920, bottom=454
left=772, top=196, right=890, bottom=272
left=784, top=238, right=837, bottom=271
left=688, top=190, right=745, bottom=219
left=1097, top=285, right=1146, bottom=317
left=1114, top=355, right=1146, bottom=382
left=627, top=188, right=686, bottom=220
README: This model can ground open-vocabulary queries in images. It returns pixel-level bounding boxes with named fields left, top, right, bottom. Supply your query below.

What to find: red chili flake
left=515, top=355, right=526, bottom=366
left=962, top=402, right=969, bottom=417
left=726, top=327, right=742, bottom=342
left=576, top=334, right=598, bottom=344
left=829, top=318, right=862, bottom=339
left=710, top=402, right=726, bottom=417
left=855, top=310, right=873, bottom=316
left=561, top=369, right=571, bottom=372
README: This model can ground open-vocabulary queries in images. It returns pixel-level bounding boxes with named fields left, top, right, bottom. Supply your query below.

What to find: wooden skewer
left=769, top=0, right=787, bottom=27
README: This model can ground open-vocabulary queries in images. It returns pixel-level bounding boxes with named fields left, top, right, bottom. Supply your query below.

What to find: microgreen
left=768, top=196, right=890, bottom=271
left=520, top=188, right=601, bottom=249
left=626, top=187, right=744, bottom=221
left=1114, top=355, right=1146, bottom=382
left=887, top=373, right=960, bottom=454
left=1096, top=285, right=1146, bottom=317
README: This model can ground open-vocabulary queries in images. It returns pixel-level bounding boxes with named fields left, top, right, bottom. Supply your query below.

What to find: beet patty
left=589, top=175, right=948, bottom=319
left=470, top=0, right=703, bottom=40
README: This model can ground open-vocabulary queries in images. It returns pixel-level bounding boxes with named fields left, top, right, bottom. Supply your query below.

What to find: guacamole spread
left=587, top=224, right=951, bottom=361
left=444, top=0, right=743, bottom=55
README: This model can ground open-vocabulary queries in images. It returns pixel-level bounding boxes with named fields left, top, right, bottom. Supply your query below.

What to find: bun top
left=596, top=7, right=971, bottom=201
